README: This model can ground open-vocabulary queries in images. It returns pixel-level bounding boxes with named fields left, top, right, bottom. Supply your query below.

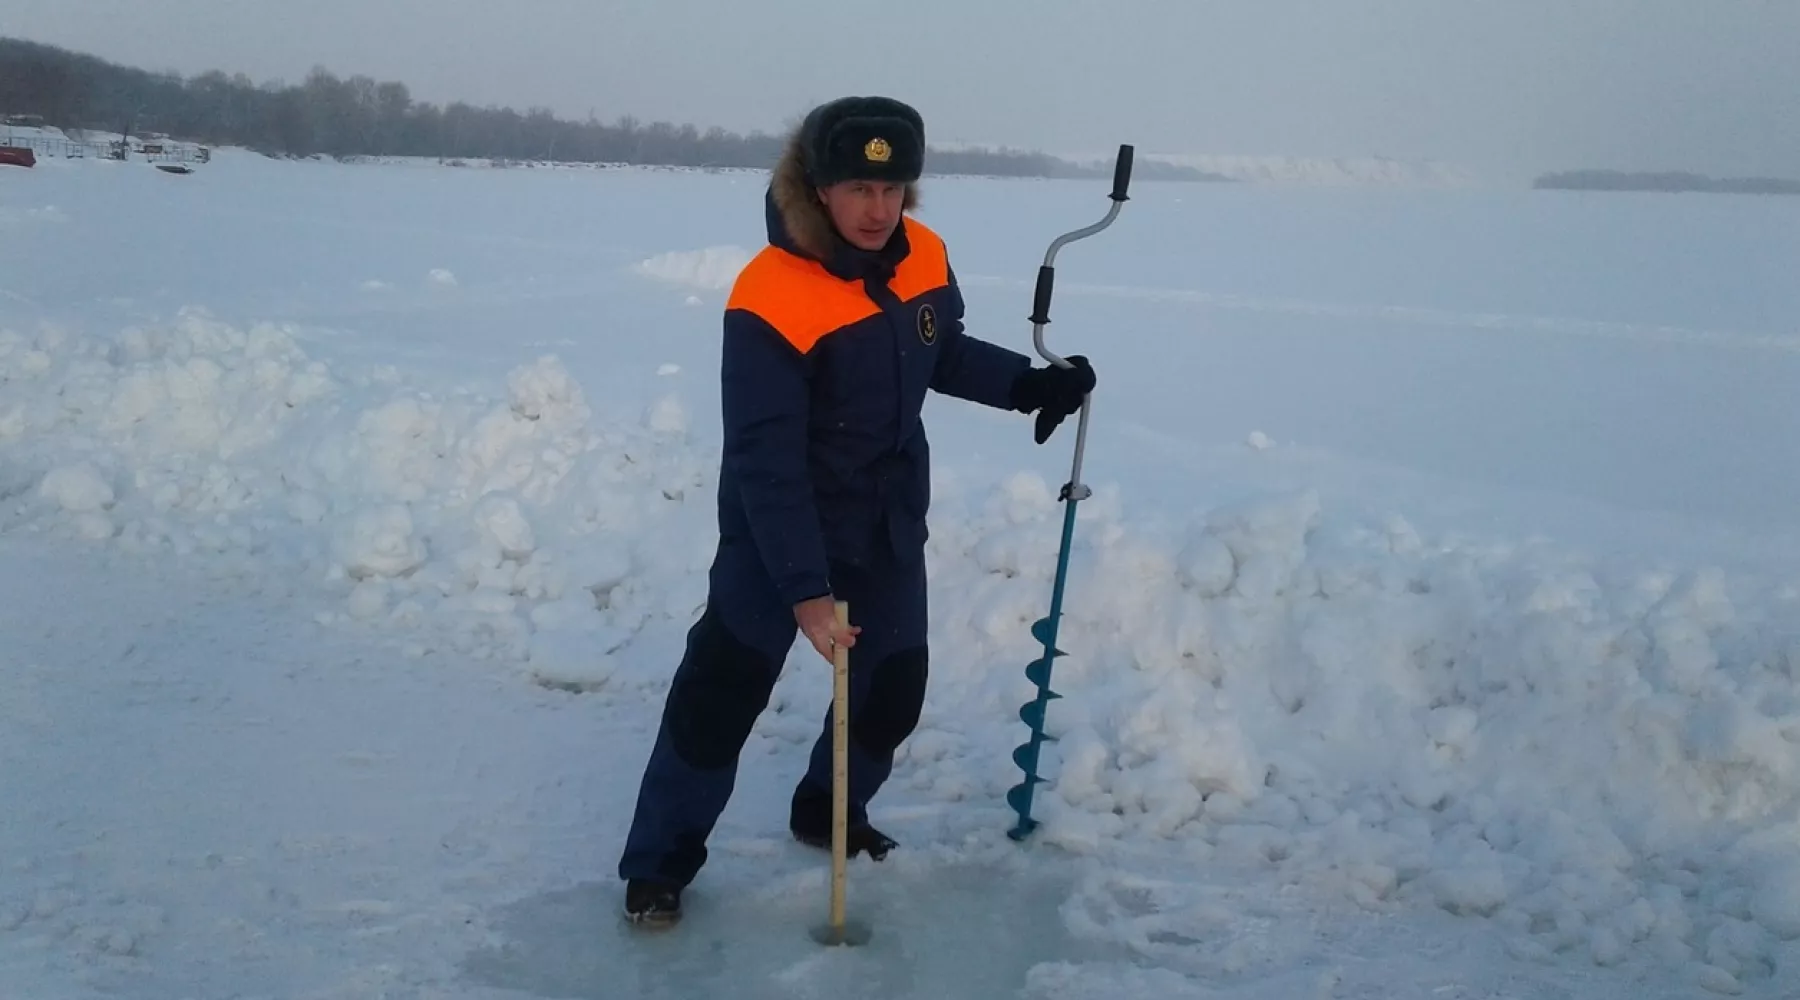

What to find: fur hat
left=799, top=96, right=925, bottom=187
left=771, top=103, right=922, bottom=263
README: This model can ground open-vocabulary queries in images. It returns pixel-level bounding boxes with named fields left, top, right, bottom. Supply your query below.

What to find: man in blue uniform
left=618, top=95, right=1096, bottom=926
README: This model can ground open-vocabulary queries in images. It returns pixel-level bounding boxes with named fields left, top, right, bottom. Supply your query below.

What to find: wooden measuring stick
left=830, top=599, right=850, bottom=933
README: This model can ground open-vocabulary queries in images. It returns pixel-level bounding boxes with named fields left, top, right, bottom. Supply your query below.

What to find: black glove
left=1010, top=355, right=1096, bottom=444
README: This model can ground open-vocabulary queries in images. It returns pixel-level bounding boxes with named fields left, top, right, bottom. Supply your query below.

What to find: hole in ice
left=458, top=857, right=1124, bottom=999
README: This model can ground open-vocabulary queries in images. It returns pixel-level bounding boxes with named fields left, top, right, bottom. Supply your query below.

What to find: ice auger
left=1007, top=144, right=1134, bottom=842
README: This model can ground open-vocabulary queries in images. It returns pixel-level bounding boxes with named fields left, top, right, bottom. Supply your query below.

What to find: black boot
left=622, top=879, right=682, bottom=927
left=789, top=783, right=897, bottom=860
left=792, top=822, right=898, bottom=861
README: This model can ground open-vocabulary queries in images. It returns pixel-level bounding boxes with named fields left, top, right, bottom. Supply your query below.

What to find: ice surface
left=462, top=861, right=1098, bottom=1000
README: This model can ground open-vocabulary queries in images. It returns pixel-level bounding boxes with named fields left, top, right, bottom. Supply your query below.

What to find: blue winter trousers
left=617, top=553, right=929, bottom=888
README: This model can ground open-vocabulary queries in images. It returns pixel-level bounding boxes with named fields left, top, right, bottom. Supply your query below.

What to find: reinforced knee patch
left=854, top=646, right=928, bottom=756
left=664, top=610, right=781, bottom=769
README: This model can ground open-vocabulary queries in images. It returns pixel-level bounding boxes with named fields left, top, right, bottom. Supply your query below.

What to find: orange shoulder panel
left=726, top=248, right=878, bottom=354
left=891, top=218, right=951, bottom=302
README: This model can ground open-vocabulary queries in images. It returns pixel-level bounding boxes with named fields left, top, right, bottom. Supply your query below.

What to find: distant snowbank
left=1138, top=152, right=1486, bottom=188
left=327, top=153, right=769, bottom=177
left=3, top=124, right=210, bottom=166
left=3, top=306, right=1799, bottom=990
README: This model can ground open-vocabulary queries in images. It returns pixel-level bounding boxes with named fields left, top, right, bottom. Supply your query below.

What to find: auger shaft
left=1006, top=145, right=1133, bottom=842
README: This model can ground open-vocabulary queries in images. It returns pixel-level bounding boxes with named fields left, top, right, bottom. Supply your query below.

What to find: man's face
left=818, top=180, right=906, bottom=251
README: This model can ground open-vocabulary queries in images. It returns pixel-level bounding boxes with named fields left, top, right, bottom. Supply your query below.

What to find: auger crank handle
left=1030, top=143, right=1134, bottom=369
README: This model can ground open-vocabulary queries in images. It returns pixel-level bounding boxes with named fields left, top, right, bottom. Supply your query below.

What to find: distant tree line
left=0, top=36, right=1216, bottom=182
left=1534, top=169, right=1800, bottom=196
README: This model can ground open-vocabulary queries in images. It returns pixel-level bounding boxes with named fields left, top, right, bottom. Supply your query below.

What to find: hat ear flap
left=797, top=100, right=836, bottom=185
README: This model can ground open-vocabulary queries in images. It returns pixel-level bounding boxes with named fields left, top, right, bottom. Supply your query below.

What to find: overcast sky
left=7, top=0, right=1797, bottom=180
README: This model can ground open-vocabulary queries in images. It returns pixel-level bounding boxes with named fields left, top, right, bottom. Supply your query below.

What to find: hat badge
left=864, top=137, right=892, bottom=163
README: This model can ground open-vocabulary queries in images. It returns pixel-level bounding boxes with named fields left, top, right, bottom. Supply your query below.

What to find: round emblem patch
left=917, top=303, right=937, bottom=345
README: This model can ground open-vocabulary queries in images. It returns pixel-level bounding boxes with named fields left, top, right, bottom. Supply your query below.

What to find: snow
left=634, top=245, right=758, bottom=291
left=37, top=462, right=114, bottom=512
left=3, top=149, right=1800, bottom=999
left=0, top=203, right=69, bottom=229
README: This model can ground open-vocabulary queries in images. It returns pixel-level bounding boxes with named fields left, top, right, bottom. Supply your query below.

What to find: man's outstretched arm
left=928, top=263, right=1033, bottom=409
left=930, top=264, right=1096, bottom=442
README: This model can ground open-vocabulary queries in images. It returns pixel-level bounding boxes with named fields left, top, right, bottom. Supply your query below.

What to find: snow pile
left=0, top=309, right=715, bottom=681
left=633, top=246, right=754, bottom=291
left=4, top=307, right=1800, bottom=991
left=917, top=484, right=1800, bottom=992
left=2, top=124, right=74, bottom=142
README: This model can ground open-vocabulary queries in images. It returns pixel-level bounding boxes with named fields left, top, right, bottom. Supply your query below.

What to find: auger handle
left=1027, top=143, right=1132, bottom=498
left=1029, top=143, right=1133, bottom=363
left=1111, top=144, right=1135, bottom=203
left=1029, top=266, right=1056, bottom=329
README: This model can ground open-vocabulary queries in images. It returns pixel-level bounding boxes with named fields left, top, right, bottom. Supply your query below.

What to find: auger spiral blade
left=1029, top=616, right=1065, bottom=651
left=1024, top=658, right=1062, bottom=691
left=1006, top=737, right=1049, bottom=842
left=1018, top=699, right=1060, bottom=731
left=1008, top=634, right=1065, bottom=839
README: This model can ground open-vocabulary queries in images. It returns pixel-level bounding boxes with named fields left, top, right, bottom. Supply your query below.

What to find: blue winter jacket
left=711, top=189, right=1032, bottom=613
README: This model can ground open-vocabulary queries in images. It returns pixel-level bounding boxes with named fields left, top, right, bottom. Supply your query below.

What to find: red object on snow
left=0, top=146, right=36, bottom=168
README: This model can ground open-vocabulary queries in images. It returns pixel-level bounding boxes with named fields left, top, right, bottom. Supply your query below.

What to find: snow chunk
left=335, top=505, right=428, bottom=579
left=528, top=630, right=620, bottom=692
left=473, top=495, right=535, bottom=560
left=1426, top=705, right=1479, bottom=751
left=1194, top=489, right=1320, bottom=600
left=1429, top=846, right=1510, bottom=916
left=633, top=246, right=753, bottom=290
left=1750, top=858, right=1800, bottom=940
left=507, top=355, right=589, bottom=431
left=346, top=579, right=389, bottom=619
left=74, top=513, right=117, bottom=540
left=525, top=594, right=631, bottom=691
left=1697, top=964, right=1744, bottom=995
left=644, top=394, right=687, bottom=436
left=1177, top=531, right=1236, bottom=597
left=39, top=464, right=114, bottom=512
